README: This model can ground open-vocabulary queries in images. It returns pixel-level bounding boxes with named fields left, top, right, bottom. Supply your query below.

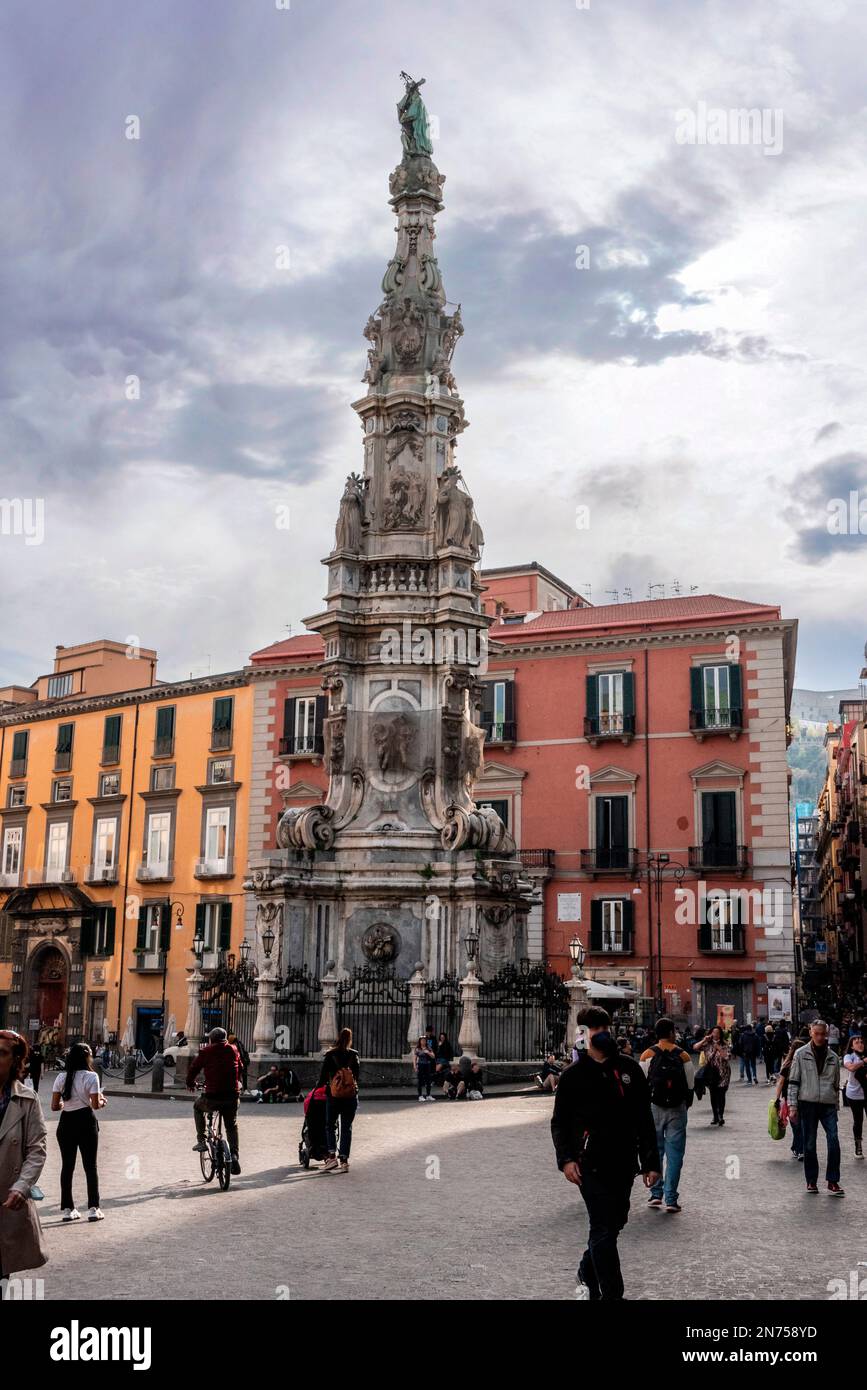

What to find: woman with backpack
left=319, top=1027, right=360, bottom=1173
left=693, top=1026, right=731, bottom=1126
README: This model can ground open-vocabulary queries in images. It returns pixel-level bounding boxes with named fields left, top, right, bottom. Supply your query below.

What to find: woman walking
left=0, top=1031, right=48, bottom=1282
left=776, top=1040, right=804, bottom=1161
left=51, top=1042, right=106, bottom=1222
left=413, top=1036, right=436, bottom=1101
left=842, top=1032, right=867, bottom=1159
left=694, top=1026, right=732, bottom=1126
left=319, top=1027, right=359, bottom=1173
left=762, top=1026, right=777, bottom=1084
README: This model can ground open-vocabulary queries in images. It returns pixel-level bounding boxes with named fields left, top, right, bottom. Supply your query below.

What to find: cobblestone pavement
left=20, top=1078, right=867, bottom=1301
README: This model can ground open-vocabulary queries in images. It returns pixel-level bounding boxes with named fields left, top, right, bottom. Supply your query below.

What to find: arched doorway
left=26, top=945, right=69, bottom=1049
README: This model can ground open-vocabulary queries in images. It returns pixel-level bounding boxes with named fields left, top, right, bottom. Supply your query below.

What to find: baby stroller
left=299, top=1086, right=329, bottom=1168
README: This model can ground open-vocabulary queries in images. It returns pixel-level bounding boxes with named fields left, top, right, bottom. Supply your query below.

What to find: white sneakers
left=417, top=1094, right=435, bottom=1102
left=575, top=1281, right=593, bottom=1301
left=62, top=1207, right=104, bottom=1222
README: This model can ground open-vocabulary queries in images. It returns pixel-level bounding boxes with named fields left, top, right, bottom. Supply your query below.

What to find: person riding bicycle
left=187, top=1027, right=242, bottom=1175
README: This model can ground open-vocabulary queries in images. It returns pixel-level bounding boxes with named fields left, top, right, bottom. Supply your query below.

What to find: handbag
left=693, top=1064, right=708, bottom=1101
left=768, top=1098, right=786, bottom=1140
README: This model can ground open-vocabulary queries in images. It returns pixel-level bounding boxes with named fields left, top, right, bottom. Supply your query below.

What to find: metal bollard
left=151, top=1056, right=165, bottom=1092
left=123, top=1055, right=136, bottom=1086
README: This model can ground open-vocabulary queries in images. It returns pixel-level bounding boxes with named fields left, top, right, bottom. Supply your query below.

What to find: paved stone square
left=21, top=1079, right=867, bottom=1301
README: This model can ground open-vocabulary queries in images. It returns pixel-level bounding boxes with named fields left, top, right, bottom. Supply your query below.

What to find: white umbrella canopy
left=121, top=1016, right=135, bottom=1051
left=583, top=980, right=638, bottom=999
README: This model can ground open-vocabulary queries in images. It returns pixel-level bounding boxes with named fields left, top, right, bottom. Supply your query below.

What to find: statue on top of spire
left=397, top=72, right=433, bottom=157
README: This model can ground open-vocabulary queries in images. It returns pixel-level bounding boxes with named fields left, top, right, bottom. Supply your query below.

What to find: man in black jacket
left=551, top=1006, right=660, bottom=1301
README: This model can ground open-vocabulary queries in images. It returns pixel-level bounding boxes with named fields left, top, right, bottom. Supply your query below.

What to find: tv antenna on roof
left=606, top=589, right=619, bottom=603
left=648, top=582, right=665, bottom=600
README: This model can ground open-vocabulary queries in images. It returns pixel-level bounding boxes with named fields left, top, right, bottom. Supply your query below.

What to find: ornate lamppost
left=458, top=927, right=482, bottom=1060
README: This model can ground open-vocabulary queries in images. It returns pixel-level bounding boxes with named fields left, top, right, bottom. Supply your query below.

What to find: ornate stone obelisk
left=247, top=76, right=535, bottom=984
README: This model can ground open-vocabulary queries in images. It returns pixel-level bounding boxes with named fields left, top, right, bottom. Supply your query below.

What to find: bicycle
left=200, top=1106, right=233, bottom=1192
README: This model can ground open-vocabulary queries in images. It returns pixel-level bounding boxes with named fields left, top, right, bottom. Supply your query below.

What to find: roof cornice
left=487, top=618, right=794, bottom=660
left=0, top=670, right=249, bottom=727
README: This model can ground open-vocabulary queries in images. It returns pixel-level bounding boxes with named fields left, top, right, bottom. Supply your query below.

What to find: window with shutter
left=102, top=714, right=122, bottom=764
left=80, top=913, right=95, bottom=957
left=154, top=706, right=175, bottom=756
left=589, top=899, right=603, bottom=952
left=211, top=697, right=234, bottom=749
left=700, top=791, right=738, bottom=868
left=480, top=681, right=515, bottom=742
left=54, top=723, right=74, bottom=771
left=9, top=730, right=29, bottom=778
left=219, top=902, right=232, bottom=952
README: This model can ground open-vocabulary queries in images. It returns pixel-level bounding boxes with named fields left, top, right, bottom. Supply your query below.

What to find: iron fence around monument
left=478, top=965, right=569, bottom=1061
left=336, top=966, right=411, bottom=1059
left=199, top=961, right=258, bottom=1055
left=422, top=973, right=461, bottom=1048
left=274, top=968, right=323, bottom=1056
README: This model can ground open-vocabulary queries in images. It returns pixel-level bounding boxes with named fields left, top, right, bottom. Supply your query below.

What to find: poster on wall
left=716, top=1004, right=735, bottom=1034
left=557, top=893, right=582, bottom=922
left=768, top=987, right=793, bottom=1021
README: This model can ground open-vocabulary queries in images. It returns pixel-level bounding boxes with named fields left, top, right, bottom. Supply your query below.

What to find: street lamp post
left=633, top=855, right=687, bottom=1017
left=157, top=899, right=184, bottom=1055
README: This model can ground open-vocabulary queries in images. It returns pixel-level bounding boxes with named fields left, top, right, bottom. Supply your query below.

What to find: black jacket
left=551, top=1051, right=660, bottom=1177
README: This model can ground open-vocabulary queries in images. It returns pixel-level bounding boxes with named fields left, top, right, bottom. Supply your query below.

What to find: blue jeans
left=789, top=1107, right=805, bottom=1155
left=799, top=1102, right=840, bottom=1186
left=650, top=1103, right=688, bottom=1206
left=325, top=1095, right=358, bottom=1160
left=738, top=1056, right=746, bottom=1080
left=742, top=1056, right=757, bottom=1083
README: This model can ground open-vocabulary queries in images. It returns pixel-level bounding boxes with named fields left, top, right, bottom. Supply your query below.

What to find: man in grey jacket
left=788, top=1020, right=843, bottom=1196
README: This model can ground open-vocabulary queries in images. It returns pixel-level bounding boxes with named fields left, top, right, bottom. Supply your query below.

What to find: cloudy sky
left=1, top=0, right=866, bottom=689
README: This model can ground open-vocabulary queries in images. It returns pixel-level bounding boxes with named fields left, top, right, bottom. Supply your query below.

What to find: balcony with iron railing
left=153, top=735, right=175, bottom=758
left=688, top=845, right=749, bottom=875
left=520, top=849, right=556, bottom=870
left=27, top=865, right=75, bottom=886
left=210, top=726, right=232, bottom=751
left=53, top=749, right=72, bottom=773
left=698, top=923, right=746, bottom=953
left=9, top=758, right=27, bottom=779
left=194, top=855, right=234, bottom=879
left=581, top=847, right=639, bottom=876
left=689, top=706, right=744, bottom=739
left=84, top=863, right=119, bottom=886
left=100, top=744, right=121, bottom=767
left=135, top=859, right=174, bottom=883
left=130, top=949, right=167, bottom=973
left=481, top=720, right=517, bottom=746
left=278, top=734, right=325, bottom=757
left=589, top=931, right=635, bottom=955
left=584, top=712, right=635, bottom=745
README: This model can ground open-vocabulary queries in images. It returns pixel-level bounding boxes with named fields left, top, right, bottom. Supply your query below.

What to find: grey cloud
left=786, top=451, right=867, bottom=562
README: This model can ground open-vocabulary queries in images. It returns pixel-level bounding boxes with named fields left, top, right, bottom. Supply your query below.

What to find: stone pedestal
left=566, top=969, right=591, bottom=1051
left=251, top=967, right=277, bottom=1061
left=318, top=966, right=339, bottom=1054
left=458, top=965, right=483, bottom=1060
left=405, top=963, right=427, bottom=1058
left=183, top=965, right=204, bottom=1047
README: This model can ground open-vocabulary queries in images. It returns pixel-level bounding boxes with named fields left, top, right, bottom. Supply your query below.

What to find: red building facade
left=247, top=564, right=797, bottom=1027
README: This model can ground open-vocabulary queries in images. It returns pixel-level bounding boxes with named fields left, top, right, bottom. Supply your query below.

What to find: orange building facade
left=0, top=641, right=251, bottom=1055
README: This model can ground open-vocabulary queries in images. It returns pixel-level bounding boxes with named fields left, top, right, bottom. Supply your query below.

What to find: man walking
left=640, top=1018, right=693, bottom=1213
left=551, top=1007, right=660, bottom=1301
left=788, top=1019, right=843, bottom=1197
left=740, top=1024, right=760, bottom=1085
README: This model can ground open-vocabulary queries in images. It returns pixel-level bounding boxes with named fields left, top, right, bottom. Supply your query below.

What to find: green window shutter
left=480, top=683, right=494, bottom=729
left=103, top=714, right=122, bottom=752
left=589, top=899, right=602, bottom=952
left=503, top=680, right=516, bottom=734
left=282, top=698, right=296, bottom=740
left=11, top=730, right=28, bottom=761
left=699, top=918, right=712, bottom=951
left=195, top=902, right=206, bottom=939
left=135, top=911, right=147, bottom=951
left=585, top=674, right=599, bottom=732
left=218, top=902, right=232, bottom=952
left=728, top=664, right=743, bottom=721
left=622, top=898, right=634, bottom=948
left=622, top=672, right=635, bottom=722
left=155, top=706, right=175, bottom=740
left=690, top=667, right=703, bottom=718
left=213, top=697, right=233, bottom=732
left=159, top=905, right=171, bottom=952
left=314, top=695, right=328, bottom=739
left=104, top=906, right=116, bottom=957
left=80, top=913, right=95, bottom=957
left=56, top=723, right=74, bottom=754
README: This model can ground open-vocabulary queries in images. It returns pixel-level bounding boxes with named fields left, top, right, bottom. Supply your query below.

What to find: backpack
left=647, top=1045, right=689, bottom=1108
left=330, top=1064, right=357, bottom=1100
